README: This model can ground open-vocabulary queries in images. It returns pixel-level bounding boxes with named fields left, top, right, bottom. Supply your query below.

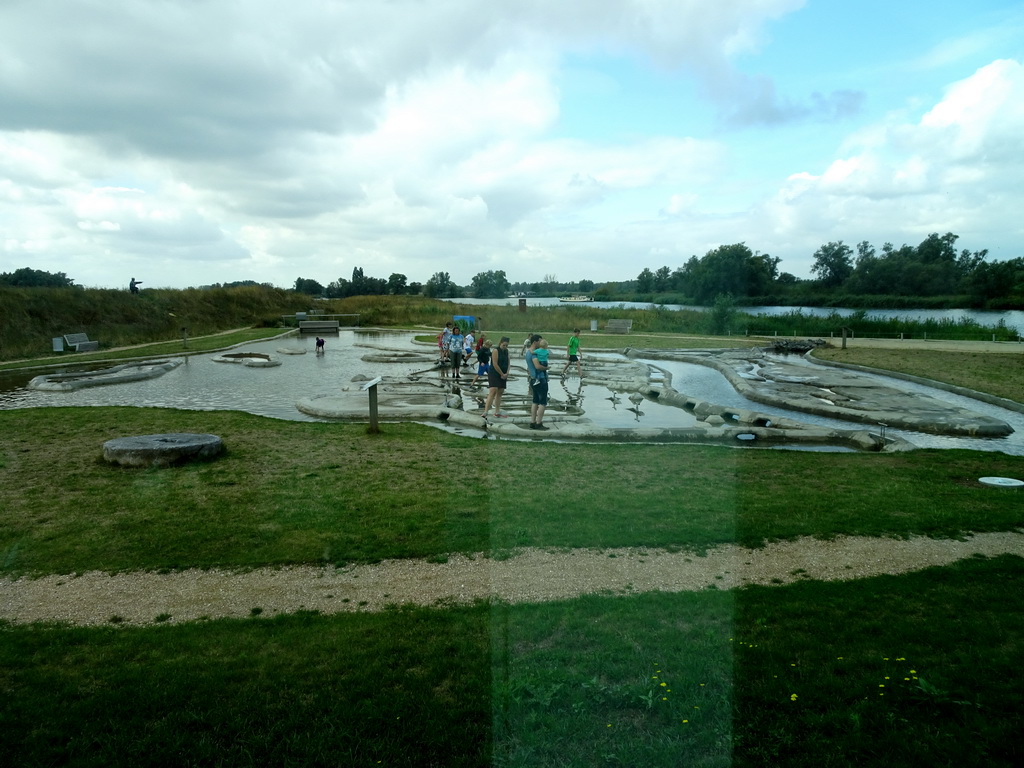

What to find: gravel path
left=3, top=532, right=1022, bottom=627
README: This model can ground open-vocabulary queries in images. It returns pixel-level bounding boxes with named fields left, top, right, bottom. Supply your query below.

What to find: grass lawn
left=2, top=408, right=1023, bottom=575
left=2, top=557, right=1020, bottom=767
left=1, top=335, right=1023, bottom=766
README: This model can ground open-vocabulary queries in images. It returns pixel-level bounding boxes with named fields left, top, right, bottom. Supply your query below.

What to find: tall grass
left=0, top=285, right=306, bottom=361
left=743, top=309, right=1019, bottom=342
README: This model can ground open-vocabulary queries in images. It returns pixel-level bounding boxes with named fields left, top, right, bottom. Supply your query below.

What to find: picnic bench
left=62, top=333, right=100, bottom=352
left=605, top=319, right=633, bottom=334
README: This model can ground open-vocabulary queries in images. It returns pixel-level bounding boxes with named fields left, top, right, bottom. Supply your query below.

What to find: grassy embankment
left=2, top=285, right=1018, bottom=366
left=2, top=290, right=1023, bottom=766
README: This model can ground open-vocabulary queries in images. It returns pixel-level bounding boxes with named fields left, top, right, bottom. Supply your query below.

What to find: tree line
left=633, top=233, right=1020, bottom=307
left=8, top=230, right=1020, bottom=308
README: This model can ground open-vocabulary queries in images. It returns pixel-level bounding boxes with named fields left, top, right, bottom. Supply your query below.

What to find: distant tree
left=425, top=271, right=457, bottom=298
left=470, top=270, right=512, bottom=298
left=679, top=243, right=778, bottom=303
left=577, top=279, right=595, bottom=292
left=846, top=233, right=987, bottom=296
left=0, top=267, right=75, bottom=287
left=408, top=281, right=423, bottom=295
left=654, top=266, right=671, bottom=292
left=707, top=293, right=737, bottom=334
left=293, top=277, right=325, bottom=295
left=776, top=272, right=799, bottom=286
left=325, top=278, right=351, bottom=298
left=810, top=241, right=854, bottom=288
left=387, top=273, right=408, bottom=295
left=636, top=268, right=655, bottom=293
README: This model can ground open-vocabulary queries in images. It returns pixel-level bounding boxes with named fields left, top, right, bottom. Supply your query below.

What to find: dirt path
left=3, top=532, right=1021, bottom=627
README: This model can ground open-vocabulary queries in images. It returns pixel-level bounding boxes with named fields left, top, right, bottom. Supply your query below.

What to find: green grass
left=2, top=408, right=1023, bottom=576
left=1, top=556, right=1020, bottom=767
left=2, top=327, right=1024, bottom=765
left=0, top=327, right=289, bottom=372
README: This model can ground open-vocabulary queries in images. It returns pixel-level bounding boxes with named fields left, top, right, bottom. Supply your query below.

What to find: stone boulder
left=103, top=433, right=225, bottom=468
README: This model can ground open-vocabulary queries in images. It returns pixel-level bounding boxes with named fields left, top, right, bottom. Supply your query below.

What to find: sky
left=2, top=0, right=1023, bottom=290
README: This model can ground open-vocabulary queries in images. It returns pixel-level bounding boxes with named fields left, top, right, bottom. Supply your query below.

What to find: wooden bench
left=605, top=319, right=633, bottom=334
left=299, top=320, right=340, bottom=333
left=63, top=333, right=100, bottom=352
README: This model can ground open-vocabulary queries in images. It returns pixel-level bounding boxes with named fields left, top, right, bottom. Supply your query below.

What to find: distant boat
left=558, top=295, right=594, bottom=303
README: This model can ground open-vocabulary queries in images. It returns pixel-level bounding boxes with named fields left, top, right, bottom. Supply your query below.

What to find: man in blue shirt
left=523, top=334, right=549, bottom=430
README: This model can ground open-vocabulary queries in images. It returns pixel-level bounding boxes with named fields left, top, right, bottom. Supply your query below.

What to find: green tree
left=636, top=268, right=655, bottom=293
left=810, top=241, right=854, bottom=288
left=707, top=293, right=737, bottom=334
left=682, top=243, right=778, bottom=303
left=0, top=267, right=75, bottom=287
left=293, top=277, right=324, bottom=295
left=387, top=273, right=408, bottom=295
left=425, top=271, right=457, bottom=298
left=654, top=266, right=671, bottom=292
left=469, top=270, right=512, bottom=298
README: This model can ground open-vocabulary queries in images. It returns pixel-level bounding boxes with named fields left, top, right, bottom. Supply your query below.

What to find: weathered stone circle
left=103, top=433, right=225, bottom=468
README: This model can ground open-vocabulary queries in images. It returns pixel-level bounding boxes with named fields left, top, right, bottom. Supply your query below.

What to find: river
left=442, top=298, right=1024, bottom=335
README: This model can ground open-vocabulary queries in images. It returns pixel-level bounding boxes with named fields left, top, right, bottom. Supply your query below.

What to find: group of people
left=437, top=322, right=491, bottom=381
left=477, top=327, right=583, bottom=431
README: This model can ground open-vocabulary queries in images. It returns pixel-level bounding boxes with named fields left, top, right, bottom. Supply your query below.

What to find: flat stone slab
left=103, top=433, right=225, bottom=468
left=28, top=359, right=181, bottom=391
left=632, top=348, right=1013, bottom=438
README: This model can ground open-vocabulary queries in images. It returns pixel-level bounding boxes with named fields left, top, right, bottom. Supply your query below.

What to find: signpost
left=362, top=376, right=383, bottom=434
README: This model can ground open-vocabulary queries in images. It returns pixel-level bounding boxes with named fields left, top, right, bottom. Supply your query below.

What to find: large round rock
left=103, top=433, right=225, bottom=468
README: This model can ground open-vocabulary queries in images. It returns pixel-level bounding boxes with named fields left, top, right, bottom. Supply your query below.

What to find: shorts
left=477, top=362, right=489, bottom=376
left=568, top=354, right=579, bottom=363
left=487, top=368, right=506, bottom=389
left=531, top=377, right=549, bottom=406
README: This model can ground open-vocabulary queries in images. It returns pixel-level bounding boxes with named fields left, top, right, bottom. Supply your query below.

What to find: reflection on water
left=2, top=331, right=1023, bottom=454
left=650, top=358, right=1024, bottom=455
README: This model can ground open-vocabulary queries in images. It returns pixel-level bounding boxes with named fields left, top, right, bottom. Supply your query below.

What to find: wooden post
left=362, top=376, right=383, bottom=434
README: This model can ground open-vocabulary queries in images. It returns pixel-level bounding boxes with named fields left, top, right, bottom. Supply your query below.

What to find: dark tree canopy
left=0, top=267, right=75, bottom=287
left=470, top=270, right=511, bottom=298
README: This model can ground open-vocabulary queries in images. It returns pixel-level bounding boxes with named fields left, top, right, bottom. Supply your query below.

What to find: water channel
left=2, top=329, right=1023, bottom=454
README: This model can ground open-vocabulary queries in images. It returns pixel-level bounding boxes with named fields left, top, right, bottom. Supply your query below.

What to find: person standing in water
left=481, top=336, right=511, bottom=420
left=561, top=329, right=583, bottom=377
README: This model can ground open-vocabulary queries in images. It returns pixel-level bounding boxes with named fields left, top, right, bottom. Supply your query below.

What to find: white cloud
left=0, top=1, right=1019, bottom=288
left=758, top=59, right=1024, bottom=273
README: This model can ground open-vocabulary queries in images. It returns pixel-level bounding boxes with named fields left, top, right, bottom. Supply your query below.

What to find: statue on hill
left=129, top=277, right=142, bottom=294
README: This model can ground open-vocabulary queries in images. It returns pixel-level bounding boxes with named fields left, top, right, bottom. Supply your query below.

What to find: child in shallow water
left=470, top=339, right=492, bottom=386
